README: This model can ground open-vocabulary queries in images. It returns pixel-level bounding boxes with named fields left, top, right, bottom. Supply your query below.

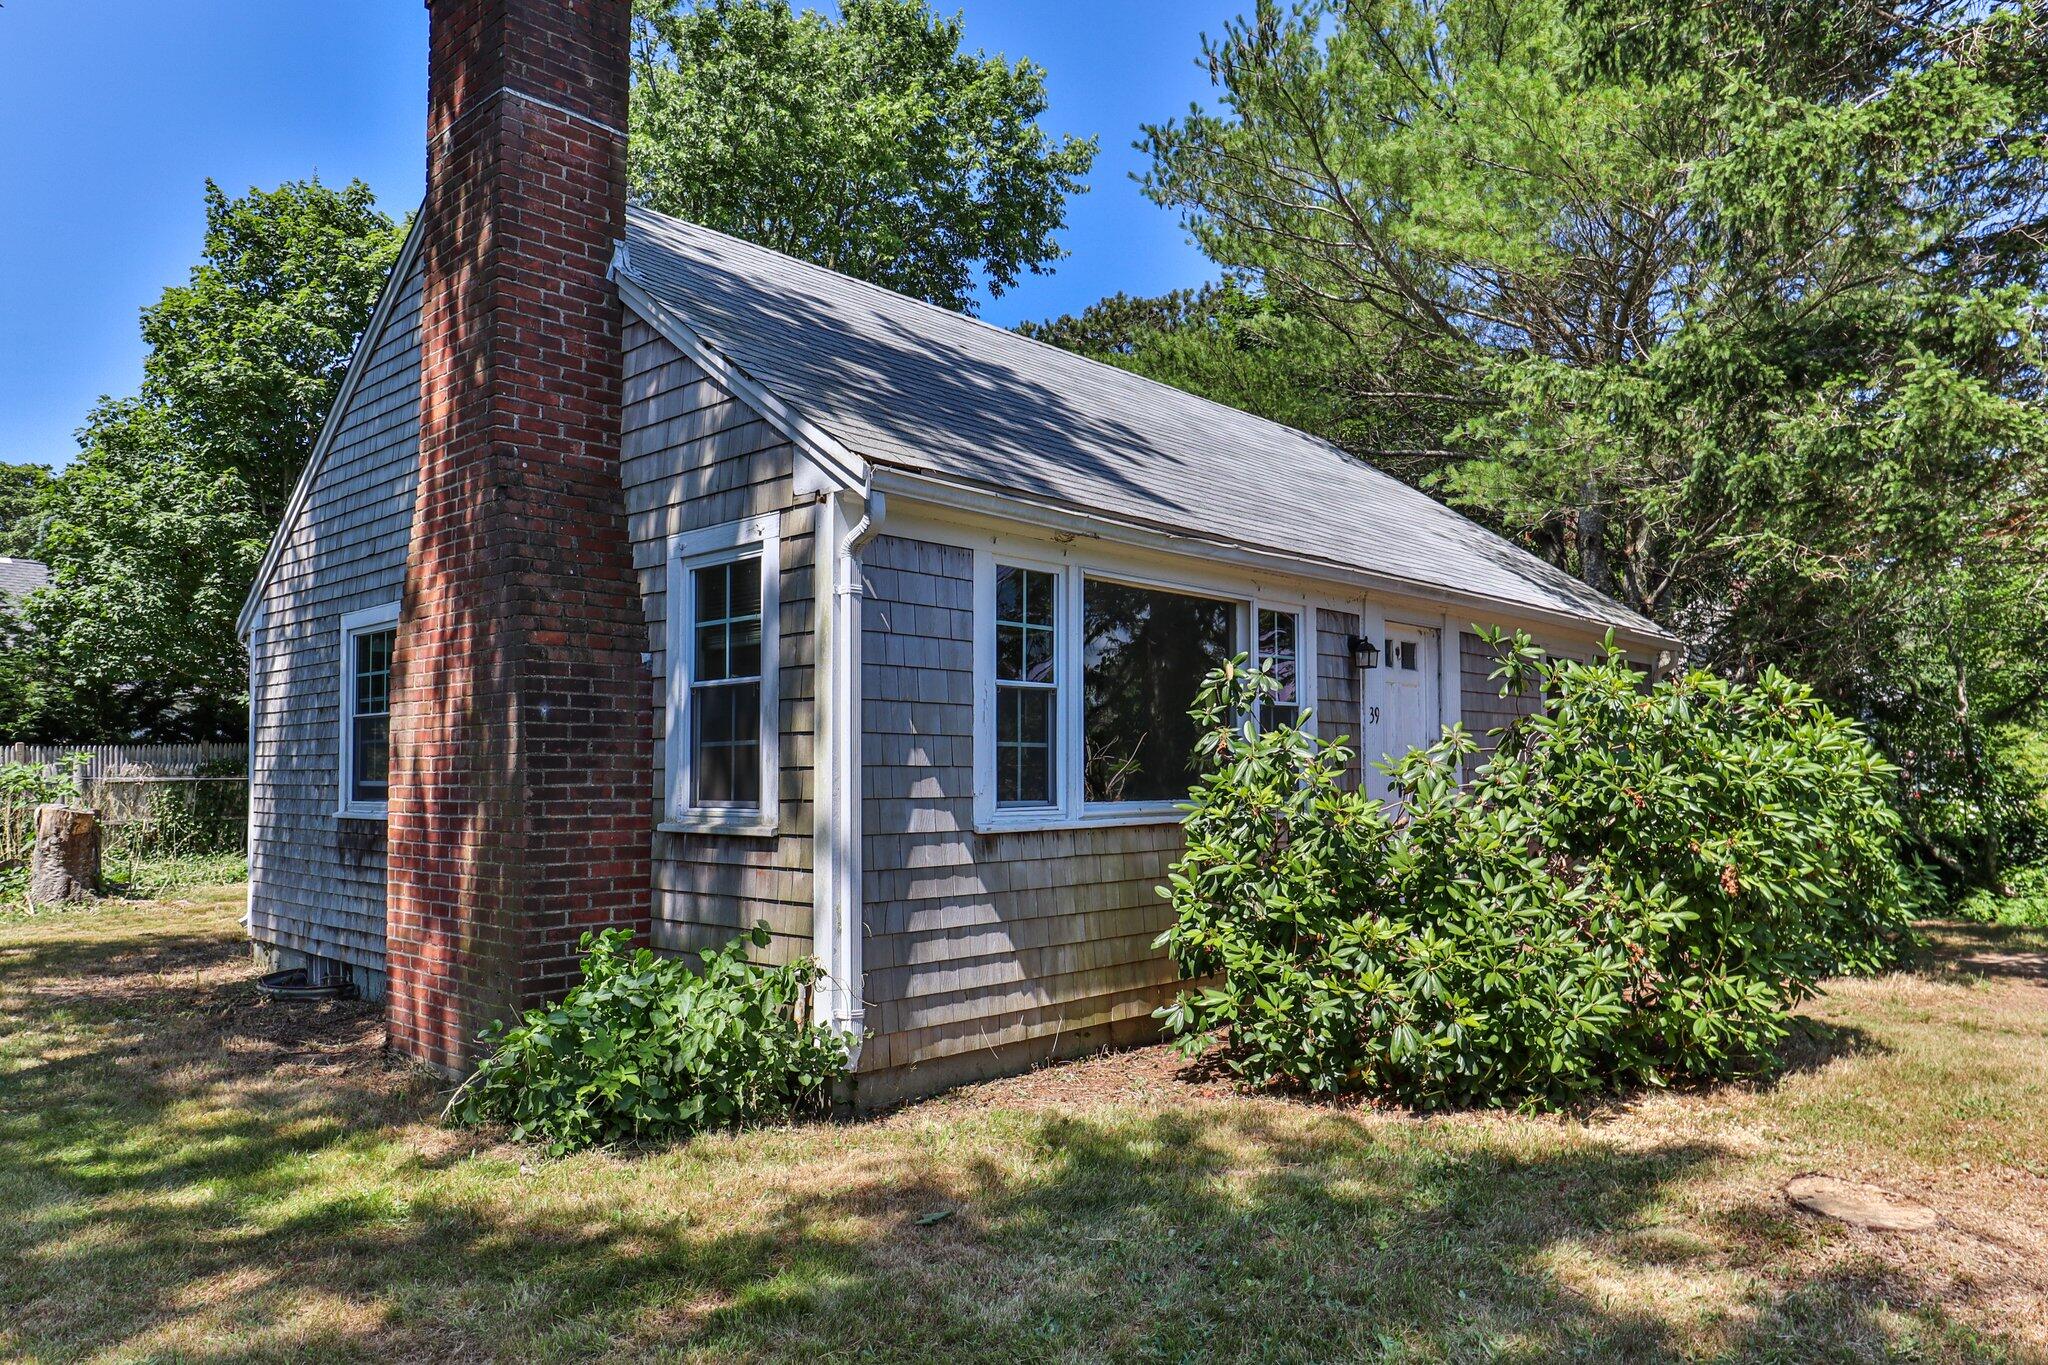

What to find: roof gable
left=236, top=217, right=426, bottom=639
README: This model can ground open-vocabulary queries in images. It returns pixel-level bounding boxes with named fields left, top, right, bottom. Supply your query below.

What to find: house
left=0, top=556, right=48, bottom=609
left=238, top=0, right=1676, bottom=1106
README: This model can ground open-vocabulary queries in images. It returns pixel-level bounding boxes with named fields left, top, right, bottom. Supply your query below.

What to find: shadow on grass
left=0, top=917, right=2017, bottom=1362
left=1915, top=921, right=2048, bottom=987
left=1776, top=1016, right=1889, bottom=1077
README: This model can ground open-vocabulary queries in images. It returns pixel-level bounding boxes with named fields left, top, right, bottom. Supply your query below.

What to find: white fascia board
left=609, top=254, right=869, bottom=496
left=236, top=215, right=427, bottom=642
left=866, top=465, right=1681, bottom=657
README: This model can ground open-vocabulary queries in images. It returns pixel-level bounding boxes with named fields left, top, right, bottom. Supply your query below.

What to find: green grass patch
left=0, top=892, right=2043, bottom=1362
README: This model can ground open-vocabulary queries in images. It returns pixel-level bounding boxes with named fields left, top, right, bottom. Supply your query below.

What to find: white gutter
left=865, top=464, right=1681, bottom=657
left=813, top=487, right=884, bottom=1059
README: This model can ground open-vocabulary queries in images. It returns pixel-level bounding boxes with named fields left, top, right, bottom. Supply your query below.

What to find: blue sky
left=0, top=1, right=1239, bottom=470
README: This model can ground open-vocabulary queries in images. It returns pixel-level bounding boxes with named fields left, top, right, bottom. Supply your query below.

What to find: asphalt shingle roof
left=619, top=207, right=1669, bottom=641
left=0, top=556, right=48, bottom=605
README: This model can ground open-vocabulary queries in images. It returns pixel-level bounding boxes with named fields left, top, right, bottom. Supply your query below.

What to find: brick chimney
left=388, top=0, right=652, bottom=1070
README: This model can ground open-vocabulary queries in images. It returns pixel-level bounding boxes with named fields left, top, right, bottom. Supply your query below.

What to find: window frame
left=665, top=514, right=782, bottom=835
left=336, top=601, right=400, bottom=821
left=990, top=560, right=1063, bottom=812
left=972, top=548, right=1320, bottom=832
left=1252, top=600, right=1311, bottom=733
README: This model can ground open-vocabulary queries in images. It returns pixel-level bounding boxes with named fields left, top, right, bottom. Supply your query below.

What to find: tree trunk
left=1952, top=651, right=2001, bottom=888
left=1576, top=484, right=1613, bottom=595
left=30, top=805, right=100, bottom=904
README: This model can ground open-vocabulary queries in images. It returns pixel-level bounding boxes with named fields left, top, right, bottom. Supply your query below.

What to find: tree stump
left=30, top=804, right=101, bottom=904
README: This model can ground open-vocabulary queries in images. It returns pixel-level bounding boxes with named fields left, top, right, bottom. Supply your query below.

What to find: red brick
left=388, top=0, right=650, bottom=1072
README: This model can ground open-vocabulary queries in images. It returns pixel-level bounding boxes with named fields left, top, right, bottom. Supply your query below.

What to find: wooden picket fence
left=3, top=741, right=248, bottom=779
left=2, top=742, right=249, bottom=864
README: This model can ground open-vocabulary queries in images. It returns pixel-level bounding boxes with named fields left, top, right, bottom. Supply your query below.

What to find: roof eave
left=866, top=463, right=1681, bottom=654
left=611, top=250, right=869, bottom=496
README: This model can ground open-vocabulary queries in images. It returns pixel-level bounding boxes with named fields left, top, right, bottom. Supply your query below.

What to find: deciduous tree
left=4, top=180, right=404, bottom=741
left=630, top=0, right=1097, bottom=311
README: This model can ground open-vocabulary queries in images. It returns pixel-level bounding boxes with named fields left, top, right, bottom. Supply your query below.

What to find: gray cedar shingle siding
left=1460, top=629, right=1543, bottom=759
left=1316, top=608, right=1364, bottom=789
left=623, top=316, right=815, bottom=967
left=856, top=533, right=1184, bottom=1078
left=249, top=304, right=816, bottom=991
left=247, top=264, right=425, bottom=995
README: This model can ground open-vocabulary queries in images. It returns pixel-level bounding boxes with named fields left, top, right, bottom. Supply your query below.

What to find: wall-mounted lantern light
left=1349, top=635, right=1381, bottom=670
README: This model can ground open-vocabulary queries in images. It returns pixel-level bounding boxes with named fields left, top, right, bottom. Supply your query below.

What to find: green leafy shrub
left=1953, top=863, right=2048, bottom=928
left=448, top=924, right=851, bottom=1153
left=0, top=752, right=89, bottom=869
left=1154, top=634, right=1921, bottom=1108
left=114, top=773, right=247, bottom=859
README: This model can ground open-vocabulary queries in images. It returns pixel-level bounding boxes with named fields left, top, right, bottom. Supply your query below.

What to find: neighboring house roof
left=0, top=556, right=48, bottom=605
left=618, top=206, right=1673, bottom=644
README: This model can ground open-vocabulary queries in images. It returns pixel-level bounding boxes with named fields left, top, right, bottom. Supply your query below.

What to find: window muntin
left=1082, top=578, right=1236, bottom=804
left=1257, top=607, right=1302, bottom=731
left=1384, top=637, right=1420, bottom=671
left=994, top=564, right=1058, bottom=807
left=337, top=601, right=400, bottom=818
left=349, top=627, right=395, bottom=807
left=666, top=515, right=780, bottom=830
left=690, top=557, right=764, bottom=809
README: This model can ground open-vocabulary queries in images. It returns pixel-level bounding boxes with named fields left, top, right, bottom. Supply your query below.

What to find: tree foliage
left=1115, top=0, right=2048, bottom=886
left=0, top=462, right=52, bottom=558
left=630, top=0, right=1098, bottom=311
left=3, top=180, right=405, bottom=742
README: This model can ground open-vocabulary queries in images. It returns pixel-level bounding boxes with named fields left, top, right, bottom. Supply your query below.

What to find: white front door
left=1375, top=624, right=1441, bottom=777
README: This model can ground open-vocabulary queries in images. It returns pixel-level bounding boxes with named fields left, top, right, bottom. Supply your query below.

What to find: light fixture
left=1350, top=635, right=1381, bottom=670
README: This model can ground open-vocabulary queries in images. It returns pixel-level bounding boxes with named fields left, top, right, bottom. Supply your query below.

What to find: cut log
left=30, top=804, right=101, bottom=904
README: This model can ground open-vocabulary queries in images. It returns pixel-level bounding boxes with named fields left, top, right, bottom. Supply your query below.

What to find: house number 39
left=1369, top=706, right=1381, bottom=724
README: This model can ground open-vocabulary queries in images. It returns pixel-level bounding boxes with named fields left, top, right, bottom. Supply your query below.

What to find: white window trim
left=664, top=514, right=781, bottom=837
left=336, top=600, right=400, bottom=820
left=972, top=549, right=1322, bottom=833
left=1252, top=599, right=1317, bottom=731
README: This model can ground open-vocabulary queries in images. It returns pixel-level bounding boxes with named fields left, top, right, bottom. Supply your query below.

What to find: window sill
left=658, top=815, right=780, bottom=839
left=973, top=805, right=1186, bottom=836
left=335, top=805, right=387, bottom=823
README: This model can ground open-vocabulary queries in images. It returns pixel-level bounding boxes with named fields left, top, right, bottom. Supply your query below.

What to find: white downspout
left=815, top=487, right=883, bottom=1062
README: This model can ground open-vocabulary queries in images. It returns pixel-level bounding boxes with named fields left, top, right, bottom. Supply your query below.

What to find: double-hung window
left=667, top=515, right=780, bottom=832
left=994, top=564, right=1059, bottom=808
left=1255, top=605, right=1305, bottom=731
left=338, top=602, right=400, bottom=818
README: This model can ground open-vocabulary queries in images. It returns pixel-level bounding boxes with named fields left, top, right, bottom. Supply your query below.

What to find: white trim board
left=336, top=600, right=401, bottom=821
left=237, top=215, right=426, bottom=641
left=867, top=467, right=1678, bottom=658
left=663, top=512, right=783, bottom=836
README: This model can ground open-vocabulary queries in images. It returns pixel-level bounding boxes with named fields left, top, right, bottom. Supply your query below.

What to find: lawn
left=3, top=887, right=2045, bottom=1363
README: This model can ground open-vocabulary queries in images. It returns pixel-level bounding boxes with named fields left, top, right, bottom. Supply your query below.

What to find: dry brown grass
left=2, top=891, right=2044, bottom=1362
